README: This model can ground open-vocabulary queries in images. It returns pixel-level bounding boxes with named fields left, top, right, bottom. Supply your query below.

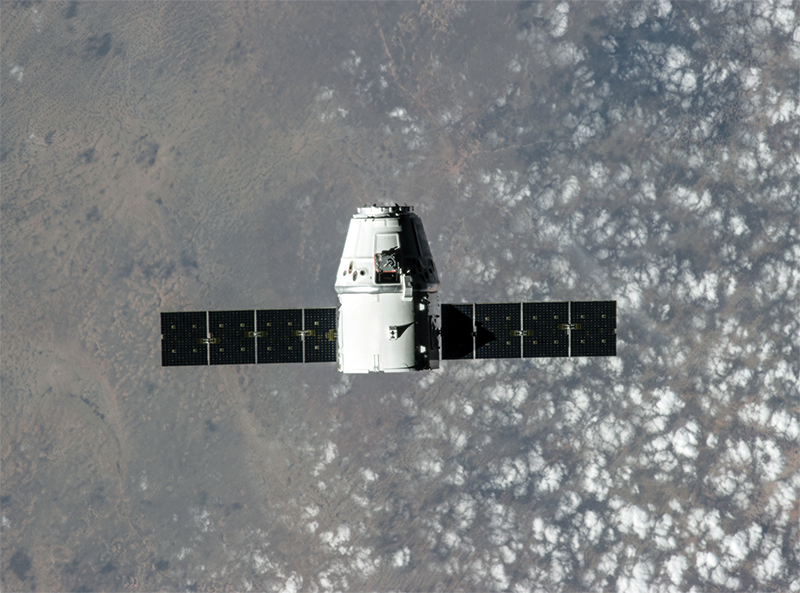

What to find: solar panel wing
left=570, top=301, right=616, bottom=357
left=304, top=308, right=337, bottom=363
left=475, top=303, right=521, bottom=359
left=256, top=309, right=303, bottom=364
left=522, top=302, right=569, bottom=358
left=161, top=311, right=208, bottom=366
left=209, top=310, right=256, bottom=365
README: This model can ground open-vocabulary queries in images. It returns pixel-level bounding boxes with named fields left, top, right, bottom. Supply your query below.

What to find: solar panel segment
left=303, top=308, right=337, bottom=363
left=522, top=301, right=569, bottom=358
left=161, top=311, right=209, bottom=366
left=570, top=301, right=616, bottom=357
left=475, top=303, right=521, bottom=359
left=209, top=310, right=255, bottom=365
left=256, top=309, right=303, bottom=364
left=440, top=304, right=474, bottom=360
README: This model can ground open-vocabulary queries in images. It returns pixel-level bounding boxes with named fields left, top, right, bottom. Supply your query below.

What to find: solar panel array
left=441, top=301, right=616, bottom=360
left=163, top=301, right=615, bottom=367
left=161, top=309, right=337, bottom=367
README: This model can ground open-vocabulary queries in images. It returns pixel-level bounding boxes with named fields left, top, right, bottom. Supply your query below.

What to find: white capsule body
left=335, top=206, right=439, bottom=373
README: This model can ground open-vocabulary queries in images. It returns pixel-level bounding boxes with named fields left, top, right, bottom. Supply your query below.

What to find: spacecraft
left=161, top=205, right=616, bottom=372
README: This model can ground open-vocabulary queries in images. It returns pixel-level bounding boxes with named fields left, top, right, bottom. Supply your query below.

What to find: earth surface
left=2, top=1, right=799, bottom=592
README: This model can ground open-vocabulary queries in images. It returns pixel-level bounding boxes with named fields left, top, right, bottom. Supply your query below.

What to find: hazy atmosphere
left=2, top=1, right=798, bottom=591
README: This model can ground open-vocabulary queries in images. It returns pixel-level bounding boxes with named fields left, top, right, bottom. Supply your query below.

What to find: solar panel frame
left=256, top=309, right=303, bottom=364
left=440, top=303, right=475, bottom=360
left=570, top=301, right=616, bottom=357
left=303, top=308, right=337, bottom=363
left=475, top=303, right=521, bottom=359
left=209, top=310, right=256, bottom=365
left=522, top=301, right=569, bottom=358
left=161, top=311, right=209, bottom=366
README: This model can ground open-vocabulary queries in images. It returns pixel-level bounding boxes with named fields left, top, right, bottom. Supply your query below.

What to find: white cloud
left=580, top=510, right=604, bottom=544
left=453, top=495, right=476, bottom=531
left=550, top=2, right=569, bottom=38
left=582, top=460, right=611, bottom=500
left=616, top=560, right=652, bottom=593
left=539, top=463, right=564, bottom=493
left=279, top=574, right=303, bottom=593
left=665, top=554, right=687, bottom=585
left=686, top=508, right=725, bottom=541
left=721, top=530, right=750, bottom=569
left=695, top=550, right=719, bottom=580
left=668, top=185, right=712, bottom=213
left=552, top=41, right=585, bottom=66
left=490, top=561, right=509, bottom=589
left=729, top=213, right=749, bottom=235
left=323, top=441, right=337, bottom=463
left=654, top=388, right=684, bottom=416
left=598, top=543, right=621, bottom=576
left=486, top=381, right=528, bottom=407
left=481, top=169, right=531, bottom=207
left=320, top=525, right=352, bottom=554
left=769, top=409, right=800, bottom=440
left=531, top=516, right=560, bottom=555
left=555, top=491, right=581, bottom=520
left=672, top=421, right=700, bottom=458
left=340, top=50, right=361, bottom=74
left=389, top=107, right=410, bottom=120
left=754, top=546, right=785, bottom=583
left=500, top=544, right=516, bottom=565
left=753, top=437, right=784, bottom=482
left=616, top=504, right=652, bottom=539
left=9, top=64, right=23, bottom=83
left=561, top=175, right=581, bottom=203
left=392, top=546, right=410, bottom=568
